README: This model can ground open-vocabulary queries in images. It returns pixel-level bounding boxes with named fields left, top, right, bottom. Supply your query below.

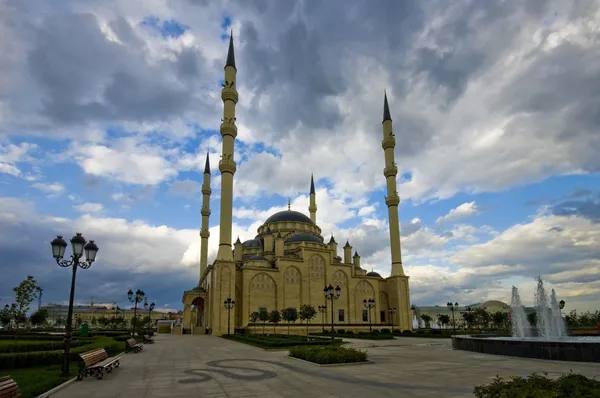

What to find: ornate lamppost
left=318, top=304, right=327, bottom=333
left=447, top=302, right=459, bottom=333
left=224, top=298, right=235, bottom=335
left=50, top=233, right=99, bottom=376
left=387, top=307, right=396, bottom=326
left=128, top=289, right=145, bottom=336
left=144, top=299, right=155, bottom=334
left=324, top=285, right=341, bottom=333
left=363, top=298, right=376, bottom=333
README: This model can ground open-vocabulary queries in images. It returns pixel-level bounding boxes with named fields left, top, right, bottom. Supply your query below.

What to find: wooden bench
left=0, top=376, right=20, bottom=398
left=125, top=338, right=143, bottom=353
left=143, top=334, right=154, bottom=344
left=77, top=348, right=123, bottom=380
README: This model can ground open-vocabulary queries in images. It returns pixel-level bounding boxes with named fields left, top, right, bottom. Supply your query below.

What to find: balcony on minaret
left=383, top=164, right=398, bottom=178
left=201, top=185, right=211, bottom=196
left=200, top=207, right=211, bottom=217
left=219, top=156, right=237, bottom=174
left=200, top=228, right=210, bottom=239
left=221, top=83, right=238, bottom=103
left=219, top=118, right=238, bottom=138
left=381, top=135, right=396, bottom=150
left=385, top=192, right=400, bottom=207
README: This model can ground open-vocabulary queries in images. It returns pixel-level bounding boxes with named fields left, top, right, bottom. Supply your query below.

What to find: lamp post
left=318, top=305, right=327, bottom=333
left=387, top=307, right=396, bottom=327
left=50, top=233, right=99, bottom=376
left=324, top=285, right=341, bottom=333
left=464, top=307, right=473, bottom=335
left=224, top=298, right=235, bottom=335
left=363, top=298, right=376, bottom=333
left=128, top=289, right=145, bottom=336
left=447, top=302, right=459, bottom=333
left=144, top=299, right=155, bottom=334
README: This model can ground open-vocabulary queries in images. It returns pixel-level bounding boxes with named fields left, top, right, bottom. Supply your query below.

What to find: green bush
left=337, top=329, right=345, bottom=334
left=380, top=328, right=391, bottom=334
left=473, top=373, right=600, bottom=398
left=0, top=339, right=90, bottom=353
left=0, top=336, right=122, bottom=370
left=223, top=334, right=340, bottom=349
left=289, top=345, right=367, bottom=364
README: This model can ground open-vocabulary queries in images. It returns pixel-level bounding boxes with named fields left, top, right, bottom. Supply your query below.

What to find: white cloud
left=73, top=202, right=104, bottom=213
left=31, top=182, right=65, bottom=196
left=436, top=202, right=480, bottom=224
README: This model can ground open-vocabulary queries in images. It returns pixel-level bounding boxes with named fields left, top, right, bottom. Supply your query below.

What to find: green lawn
left=7, top=365, right=78, bottom=398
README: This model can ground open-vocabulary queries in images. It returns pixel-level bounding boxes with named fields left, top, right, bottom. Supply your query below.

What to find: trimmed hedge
left=473, top=373, right=600, bottom=397
left=224, top=334, right=339, bottom=348
left=0, top=336, right=123, bottom=370
left=0, top=339, right=90, bottom=353
left=289, top=345, right=367, bottom=364
left=311, top=332, right=394, bottom=340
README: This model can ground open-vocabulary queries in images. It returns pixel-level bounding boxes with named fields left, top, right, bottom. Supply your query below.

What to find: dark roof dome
left=367, top=271, right=382, bottom=278
left=285, top=233, right=324, bottom=244
left=242, top=239, right=261, bottom=248
left=264, top=210, right=313, bottom=225
left=247, top=255, right=268, bottom=261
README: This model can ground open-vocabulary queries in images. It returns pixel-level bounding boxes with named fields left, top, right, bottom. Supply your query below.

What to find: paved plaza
left=52, top=334, right=600, bottom=398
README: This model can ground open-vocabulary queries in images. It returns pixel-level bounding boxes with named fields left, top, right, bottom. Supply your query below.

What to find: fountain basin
left=452, top=335, right=600, bottom=362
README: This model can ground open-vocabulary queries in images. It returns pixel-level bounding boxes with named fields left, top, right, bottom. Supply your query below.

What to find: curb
left=35, top=377, right=78, bottom=398
left=286, top=355, right=375, bottom=367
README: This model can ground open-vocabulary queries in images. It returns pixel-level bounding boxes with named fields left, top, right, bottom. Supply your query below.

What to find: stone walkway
left=52, top=334, right=600, bottom=398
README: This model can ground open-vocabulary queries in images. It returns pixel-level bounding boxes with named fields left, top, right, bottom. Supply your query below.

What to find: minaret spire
left=381, top=92, right=404, bottom=276
left=199, top=152, right=212, bottom=282
left=216, top=32, right=238, bottom=261
left=309, top=174, right=317, bottom=223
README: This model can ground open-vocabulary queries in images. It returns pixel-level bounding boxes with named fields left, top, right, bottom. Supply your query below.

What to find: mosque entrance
left=191, top=297, right=206, bottom=334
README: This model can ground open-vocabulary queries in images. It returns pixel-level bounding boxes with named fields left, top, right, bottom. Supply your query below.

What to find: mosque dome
left=264, top=210, right=313, bottom=225
left=285, top=233, right=324, bottom=244
left=242, top=239, right=262, bottom=248
left=366, top=271, right=382, bottom=278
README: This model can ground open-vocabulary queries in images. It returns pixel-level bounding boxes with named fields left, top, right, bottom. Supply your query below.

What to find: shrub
left=345, top=330, right=354, bottom=336
left=289, top=345, right=367, bottom=364
left=473, top=373, right=600, bottom=398
left=380, top=328, right=391, bottom=334
left=416, top=330, right=425, bottom=334
left=431, top=329, right=442, bottom=334
left=0, top=340, right=89, bottom=353
left=223, top=334, right=337, bottom=348
left=337, top=329, right=345, bottom=334
left=392, top=329, right=402, bottom=334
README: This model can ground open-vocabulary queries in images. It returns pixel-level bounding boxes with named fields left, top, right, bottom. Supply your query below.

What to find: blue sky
left=1, top=1, right=599, bottom=314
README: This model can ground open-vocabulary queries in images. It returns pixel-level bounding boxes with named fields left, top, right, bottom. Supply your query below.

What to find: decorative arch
left=354, top=280, right=375, bottom=322
left=309, top=255, right=325, bottom=280
left=332, top=270, right=348, bottom=287
left=333, top=270, right=350, bottom=323
left=248, top=272, right=278, bottom=313
left=283, top=266, right=302, bottom=309
left=379, top=291, right=389, bottom=323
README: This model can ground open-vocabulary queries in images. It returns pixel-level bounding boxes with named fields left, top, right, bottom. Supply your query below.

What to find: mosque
left=181, top=34, right=412, bottom=335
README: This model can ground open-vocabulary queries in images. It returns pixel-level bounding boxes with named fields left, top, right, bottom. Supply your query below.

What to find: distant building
left=41, top=303, right=172, bottom=326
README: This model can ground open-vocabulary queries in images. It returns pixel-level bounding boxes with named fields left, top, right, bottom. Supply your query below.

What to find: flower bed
left=223, top=333, right=341, bottom=349
left=289, top=345, right=368, bottom=364
left=473, top=373, right=600, bottom=397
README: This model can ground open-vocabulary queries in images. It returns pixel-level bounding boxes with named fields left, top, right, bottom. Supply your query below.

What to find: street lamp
left=128, top=289, right=145, bottom=336
left=318, top=305, right=327, bottom=333
left=387, top=307, right=396, bottom=326
left=144, top=299, right=155, bottom=334
left=324, top=284, right=341, bottom=333
left=50, top=233, right=99, bottom=376
left=363, top=298, right=376, bottom=333
left=224, top=298, right=235, bottom=335
left=447, top=302, right=459, bottom=333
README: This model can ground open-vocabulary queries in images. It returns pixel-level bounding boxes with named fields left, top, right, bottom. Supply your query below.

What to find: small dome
left=367, top=271, right=382, bottom=278
left=247, top=255, right=268, bottom=261
left=242, top=239, right=261, bottom=248
left=285, top=233, right=324, bottom=244
left=264, top=210, right=313, bottom=225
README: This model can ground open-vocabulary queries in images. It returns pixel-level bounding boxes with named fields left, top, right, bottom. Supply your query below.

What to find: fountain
left=412, top=314, right=419, bottom=329
left=452, top=277, right=600, bottom=362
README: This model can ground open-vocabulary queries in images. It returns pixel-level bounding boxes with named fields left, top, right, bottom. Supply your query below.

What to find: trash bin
left=80, top=322, right=89, bottom=337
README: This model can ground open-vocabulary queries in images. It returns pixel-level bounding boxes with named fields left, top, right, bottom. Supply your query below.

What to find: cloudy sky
left=1, top=0, right=599, bottom=314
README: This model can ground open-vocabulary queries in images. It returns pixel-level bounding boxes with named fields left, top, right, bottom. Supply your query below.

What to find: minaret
left=216, top=32, right=238, bottom=261
left=199, top=152, right=211, bottom=281
left=382, top=92, right=405, bottom=276
left=309, top=174, right=317, bottom=223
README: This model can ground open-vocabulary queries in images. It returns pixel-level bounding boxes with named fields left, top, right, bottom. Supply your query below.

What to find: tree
left=281, top=307, right=298, bottom=335
left=491, top=312, right=506, bottom=329
left=97, top=316, right=109, bottom=328
left=55, top=317, right=65, bottom=327
left=0, top=305, right=12, bottom=328
left=462, top=312, right=475, bottom=329
left=258, top=308, right=269, bottom=334
left=299, top=304, right=316, bottom=337
left=30, top=308, right=48, bottom=326
left=473, top=308, right=490, bottom=329
left=437, top=314, right=450, bottom=329
left=420, top=314, right=432, bottom=329
left=527, top=312, right=537, bottom=328
left=91, top=316, right=98, bottom=328
left=249, top=311, right=259, bottom=325
left=269, top=310, right=281, bottom=334
left=12, top=275, right=41, bottom=326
